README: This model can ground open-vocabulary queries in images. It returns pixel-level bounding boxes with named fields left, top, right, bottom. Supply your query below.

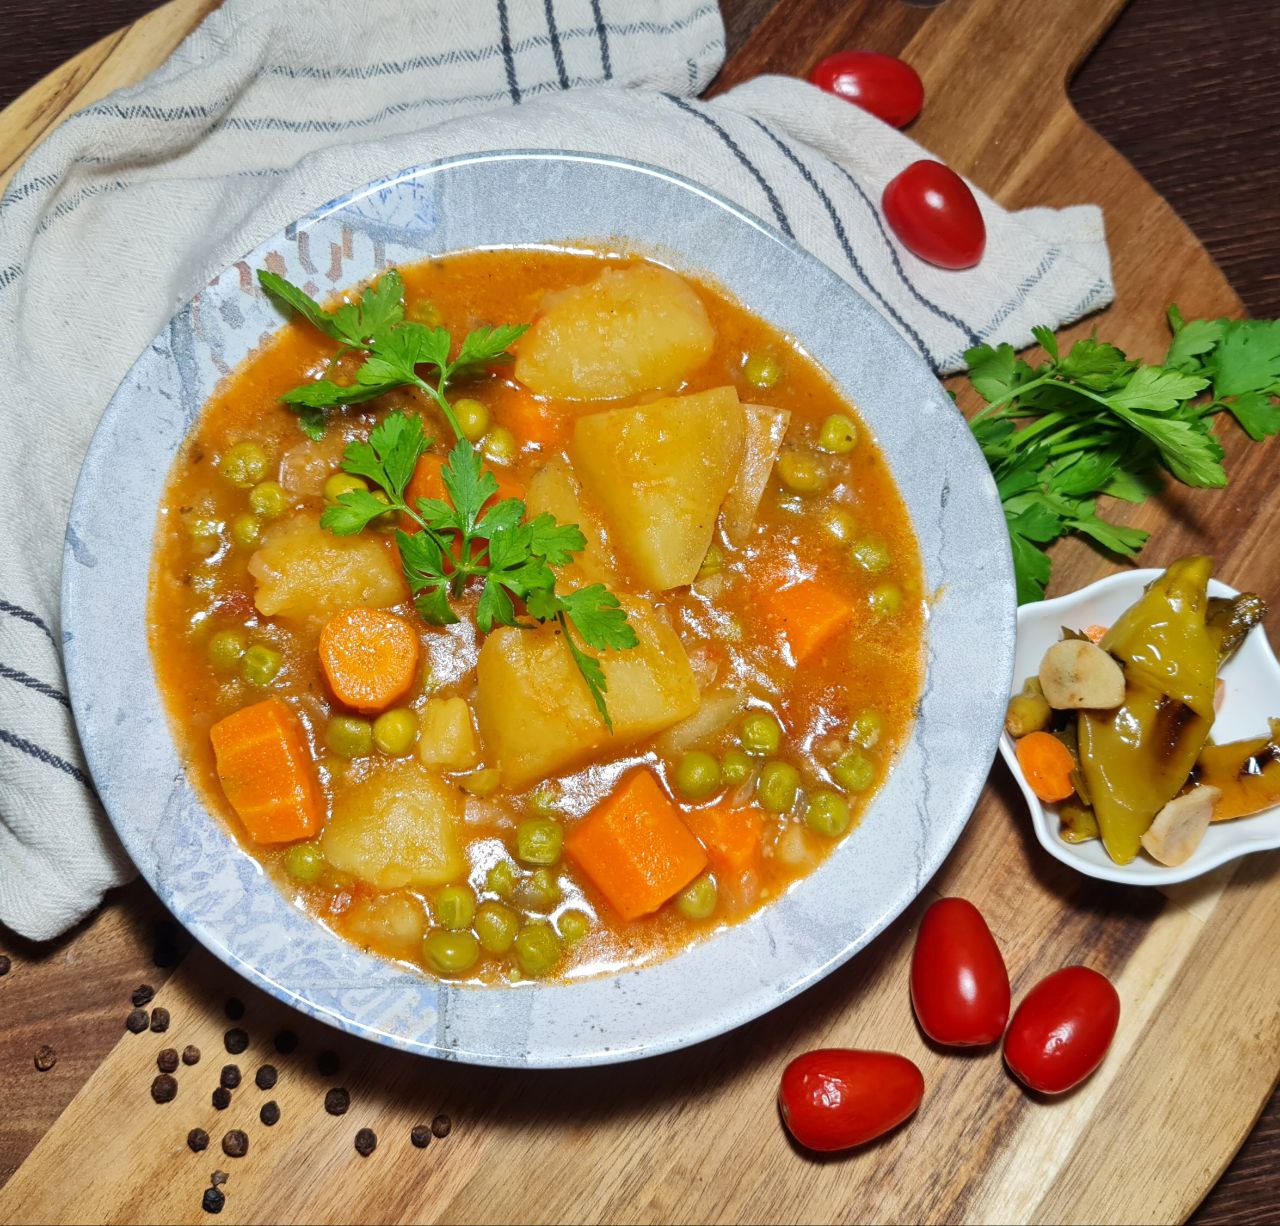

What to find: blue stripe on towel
left=590, top=0, right=614, bottom=80
left=0, top=598, right=56, bottom=644
left=545, top=0, right=571, bottom=90
left=0, top=727, right=90, bottom=787
left=0, top=663, right=70, bottom=707
left=497, top=0, right=522, bottom=104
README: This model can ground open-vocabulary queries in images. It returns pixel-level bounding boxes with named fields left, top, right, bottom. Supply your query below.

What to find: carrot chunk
left=495, top=385, right=566, bottom=450
left=319, top=607, right=420, bottom=714
left=1082, top=624, right=1109, bottom=644
left=759, top=577, right=853, bottom=665
left=565, top=769, right=707, bottom=921
left=1015, top=731, right=1076, bottom=803
left=210, top=697, right=323, bottom=844
left=403, top=453, right=525, bottom=529
left=684, top=805, right=764, bottom=880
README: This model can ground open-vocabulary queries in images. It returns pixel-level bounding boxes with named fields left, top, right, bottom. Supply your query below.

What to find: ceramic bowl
left=1000, top=568, right=1280, bottom=885
left=62, top=151, right=1015, bottom=1066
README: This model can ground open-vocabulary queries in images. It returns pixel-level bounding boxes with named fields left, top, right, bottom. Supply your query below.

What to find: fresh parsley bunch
left=967, top=313, right=1280, bottom=603
left=257, top=269, right=639, bottom=727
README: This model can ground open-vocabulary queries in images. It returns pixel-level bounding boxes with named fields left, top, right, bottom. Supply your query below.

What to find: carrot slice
left=319, top=607, right=420, bottom=714
left=684, top=804, right=764, bottom=880
left=758, top=577, right=853, bottom=665
left=565, top=769, right=707, bottom=921
left=210, top=697, right=323, bottom=844
left=1015, top=731, right=1076, bottom=803
left=495, top=385, right=567, bottom=450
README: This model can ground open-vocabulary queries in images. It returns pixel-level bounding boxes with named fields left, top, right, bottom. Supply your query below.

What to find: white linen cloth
left=0, top=0, right=1112, bottom=941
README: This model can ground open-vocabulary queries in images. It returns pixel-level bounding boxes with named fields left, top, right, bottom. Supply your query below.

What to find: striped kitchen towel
left=0, top=0, right=1112, bottom=941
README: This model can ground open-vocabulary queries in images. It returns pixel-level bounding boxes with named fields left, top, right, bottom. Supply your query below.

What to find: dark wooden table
left=0, top=2, right=1275, bottom=1222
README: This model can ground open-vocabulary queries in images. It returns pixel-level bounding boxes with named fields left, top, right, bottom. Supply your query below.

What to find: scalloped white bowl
left=1000, top=568, right=1280, bottom=885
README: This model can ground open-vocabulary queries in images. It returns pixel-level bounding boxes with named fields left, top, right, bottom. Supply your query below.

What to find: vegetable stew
left=148, top=248, right=924, bottom=983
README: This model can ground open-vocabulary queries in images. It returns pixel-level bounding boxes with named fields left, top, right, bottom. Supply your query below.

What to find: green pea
left=187, top=518, right=222, bottom=558
left=369, top=489, right=398, bottom=530
left=739, top=710, right=783, bottom=757
left=674, top=751, right=721, bottom=800
left=474, top=902, right=519, bottom=954
left=249, top=480, right=289, bottom=519
left=241, top=644, right=282, bottom=687
left=743, top=351, right=781, bottom=390
left=675, top=874, right=718, bottom=920
left=516, top=819, right=563, bottom=866
left=284, top=842, right=325, bottom=884
left=869, top=583, right=903, bottom=617
left=805, top=789, right=851, bottom=837
left=324, top=472, right=368, bottom=504
left=230, top=513, right=262, bottom=549
left=372, top=708, right=417, bottom=755
left=486, top=859, right=518, bottom=899
left=831, top=748, right=875, bottom=793
left=851, top=538, right=891, bottom=574
left=454, top=397, right=491, bottom=443
left=851, top=711, right=883, bottom=749
left=482, top=426, right=517, bottom=465
left=720, top=749, right=753, bottom=786
left=529, top=786, right=559, bottom=817
left=557, top=909, right=592, bottom=943
left=208, top=629, right=247, bottom=671
left=820, top=506, right=857, bottom=544
left=818, top=413, right=859, bottom=454
left=757, top=760, right=801, bottom=813
left=326, top=715, right=372, bottom=758
left=408, top=299, right=442, bottom=326
left=697, top=545, right=724, bottom=580
left=513, top=921, right=561, bottom=977
left=521, top=868, right=561, bottom=910
left=220, top=441, right=270, bottom=488
left=775, top=449, right=827, bottom=496
left=433, top=885, right=476, bottom=931
left=461, top=768, right=501, bottom=797
left=423, top=929, right=480, bottom=976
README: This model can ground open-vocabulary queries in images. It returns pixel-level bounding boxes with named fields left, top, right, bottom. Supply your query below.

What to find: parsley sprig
left=967, top=314, right=1280, bottom=603
left=259, top=268, right=638, bottom=728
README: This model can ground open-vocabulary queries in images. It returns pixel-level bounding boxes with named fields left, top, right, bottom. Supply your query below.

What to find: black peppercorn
left=182, top=1045, right=201, bottom=1066
left=224, top=997, right=245, bottom=1021
left=324, top=1087, right=350, bottom=1116
left=410, top=1125, right=431, bottom=1149
left=34, top=1045, right=57, bottom=1072
left=131, top=984, right=154, bottom=1007
left=157, top=1048, right=179, bottom=1074
left=273, top=1029, right=298, bottom=1055
left=316, top=1050, right=340, bottom=1076
left=431, top=1113, right=452, bottom=1138
left=125, top=1008, right=149, bottom=1034
left=211, top=1086, right=232, bottom=1110
left=0, top=955, right=11, bottom=976
left=188, top=1128, right=209, bottom=1153
left=150, top=1073, right=178, bottom=1104
left=150, top=1007, right=170, bottom=1033
left=201, top=1186, right=225, bottom=1214
left=210, top=1171, right=228, bottom=1188
left=220, top=1064, right=241, bottom=1090
left=221, top=1130, right=248, bottom=1158
left=260, top=1100, right=280, bottom=1127
left=254, top=1064, right=277, bottom=1090
left=354, top=1128, right=377, bottom=1157
left=223, top=1028, right=248, bottom=1055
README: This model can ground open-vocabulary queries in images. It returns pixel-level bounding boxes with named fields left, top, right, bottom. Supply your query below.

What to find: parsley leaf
left=1211, top=319, right=1280, bottom=397
left=339, top=410, right=431, bottom=502
left=1225, top=390, right=1280, bottom=441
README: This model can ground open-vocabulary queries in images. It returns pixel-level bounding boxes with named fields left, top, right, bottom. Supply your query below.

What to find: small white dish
left=1000, top=568, right=1280, bottom=885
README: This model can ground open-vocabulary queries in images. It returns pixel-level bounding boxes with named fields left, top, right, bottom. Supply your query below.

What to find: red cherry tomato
left=910, top=897, right=1011, bottom=1046
left=809, top=51, right=924, bottom=128
left=882, top=160, right=986, bottom=269
left=1003, top=966, right=1120, bottom=1094
left=778, top=1049, right=924, bottom=1152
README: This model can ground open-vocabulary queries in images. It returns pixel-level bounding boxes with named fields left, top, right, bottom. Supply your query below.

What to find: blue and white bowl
left=62, top=151, right=1014, bottom=1066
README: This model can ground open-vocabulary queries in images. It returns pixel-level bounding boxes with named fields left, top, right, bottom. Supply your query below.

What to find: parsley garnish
left=968, top=314, right=1280, bottom=603
left=260, top=268, right=638, bottom=728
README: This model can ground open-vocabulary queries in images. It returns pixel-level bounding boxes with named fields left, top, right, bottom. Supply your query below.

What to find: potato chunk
left=417, top=696, right=480, bottom=771
left=514, top=264, right=715, bottom=400
left=572, top=387, right=745, bottom=591
left=524, top=460, right=618, bottom=584
left=344, top=893, right=428, bottom=957
left=475, top=597, right=699, bottom=788
left=321, top=759, right=466, bottom=889
left=721, top=404, right=791, bottom=546
left=249, top=511, right=405, bottom=627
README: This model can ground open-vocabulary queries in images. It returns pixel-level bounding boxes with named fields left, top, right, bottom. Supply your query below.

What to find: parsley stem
left=414, top=376, right=466, bottom=444
left=968, top=373, right=1056, bottom=423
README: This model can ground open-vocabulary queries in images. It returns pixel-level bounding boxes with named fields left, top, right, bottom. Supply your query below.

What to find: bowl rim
left=1000, top=567, right=1280, bottom=886
left=62, top=148, right=1016, bottom=1065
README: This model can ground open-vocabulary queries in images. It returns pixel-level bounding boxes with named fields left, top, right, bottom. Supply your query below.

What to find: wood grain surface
left=1, top=2, right=1277, bottom=1223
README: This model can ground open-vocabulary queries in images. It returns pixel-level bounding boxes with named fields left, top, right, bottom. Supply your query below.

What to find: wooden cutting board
left=2, top=1, right=1277, bottom=1222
